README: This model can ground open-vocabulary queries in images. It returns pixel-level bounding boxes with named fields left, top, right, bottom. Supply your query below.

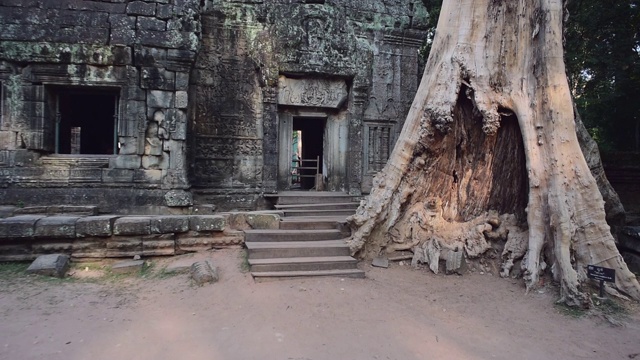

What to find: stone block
left=71, top=238, right=107, bottom=258
left=111, top=260, right=144, bottom=274
left=156, top=4, right=173, bottom=19
left=142, top=154, right=169, bottom=170
left=134, top=46, right=167, bottom=67
left=0, top=215, right=43, bottom=239
left=175, top=72, right=189, bottom=90
left=126, top=1, right=156, bottom=16
left=34, top=216, right=81, bottom=238
left=141, top=67, right=175, bottom=91
left=117, top=136, right=139, bottom=155
left=164, top=190, right=192, bottom=207
left=133, top=169, right=163, bottom=183
left=46, top=206, right=98, bottom=216
left=106, top=238, right=142, bottom=258
left=147, top=90, right=175, bottom=108
left=142, top=234, right=175, bottom=256
left=102, top=169, right=134, bottom=183
left=138, top=16, right=166, bottom=31
left=246, top=213, right=280, bottom=230
left=13, top=207, right=48, bottom=215
left=372, top=257, right=389, bottom=268
left=175, top=91, right=188, bottom=109
left=109, top=14, right=136, bottom=30
left=76, top=216, right=119, bottom=237
left=150, top=216, right=189, bottom=234
left=113, top=217, right=151, bottom=236
left=109, top=155, right=141, bottom=169
left=110, top=29, right=136, bottom=46
left=190, top=260, right=219, bottom=286
left=189, top=215, right=226, bottom=232
left=26, top=254, right=70, bottom=278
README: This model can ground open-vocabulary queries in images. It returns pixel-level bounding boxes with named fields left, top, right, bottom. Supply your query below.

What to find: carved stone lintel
left=277, top=76, right=348, bottom=109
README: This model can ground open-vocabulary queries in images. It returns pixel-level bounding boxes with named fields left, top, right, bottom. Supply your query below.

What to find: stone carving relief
left=277, top=76, right=348, bottom=109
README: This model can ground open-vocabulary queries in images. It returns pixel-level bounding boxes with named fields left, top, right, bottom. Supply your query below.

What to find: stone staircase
left=245, top=192, right=365, bottom=280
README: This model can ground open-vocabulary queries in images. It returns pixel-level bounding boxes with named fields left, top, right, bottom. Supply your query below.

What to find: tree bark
left=348, top=0, right=640, bottom=306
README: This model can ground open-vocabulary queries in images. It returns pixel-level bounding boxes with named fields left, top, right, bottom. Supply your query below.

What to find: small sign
left=587, top=265, right=615, bottom=283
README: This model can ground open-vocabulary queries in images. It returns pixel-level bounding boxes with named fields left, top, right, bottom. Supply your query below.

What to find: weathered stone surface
left=150, top=216, right=189, bottom=234
left=142, top=234, right=175, bottom=256
left=0, top=206, right=16, bottom=219
left=246, top=213, right=280, bottom=230
left=164, top=190, right=193, bottom=207
left=106, top=238, right=142, bottom=258
left=34, top=216, right=81, bottom=238
left=372, top=257, right=389, bottom=269
left=190, top=260, right=219, bottom=286
left=113, top=217, right=151, bottom=236
left=0, top=215, right=43, bottom=239
left=189, top=215, right=226, bottom=232
left=46, top=206, right=98, bottom=216
left=278, top=76, right=349, bottom=109
left=71, top=238, right=107, bottom=258
left=445, top=250, right=467, bottom=275
left=76, top=216, right=119, bottom=237
left=26, top=254, right=70, bottom=278
left=176, top=232, right=243, bottom=252
left=111, top=260, right=144, bottom=274
left=619, top=227, right=640, bottom=254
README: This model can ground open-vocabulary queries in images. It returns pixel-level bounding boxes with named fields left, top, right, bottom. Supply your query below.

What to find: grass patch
left=554, top=302, right=588, bottom=318
left=0, top=261, right=30, bottom=276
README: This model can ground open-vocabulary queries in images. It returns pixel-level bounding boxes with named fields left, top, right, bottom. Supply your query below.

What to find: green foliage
left=419, top=0, right=442, bottom=65
left=565, top=0, right=640, bottom=152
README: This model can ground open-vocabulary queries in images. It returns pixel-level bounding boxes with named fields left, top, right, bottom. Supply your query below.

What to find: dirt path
left=1, top=248, right=638, bottom=360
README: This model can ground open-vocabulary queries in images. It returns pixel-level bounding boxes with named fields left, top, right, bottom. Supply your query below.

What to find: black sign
left=587, top=265, right=615, bottom=283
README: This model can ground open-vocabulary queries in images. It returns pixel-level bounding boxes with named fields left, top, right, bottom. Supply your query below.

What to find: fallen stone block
left=76, top=216, right=119, bottom=237
left=445, top=250, right=467, bottom=275
left=111, top=260, right=145, bottom=274
left=26, top=254, right=70, bottom=278
left=34, top=216, right=81, bottom=238
left=0, top=215, right=43, bottom=239
left=189, top=215, right=225, bottom=232
left=191, top=260, right=219, bottom=286
left=372, top=257, right=389, bottom=268
left=113, top=217, right=151, bottom=236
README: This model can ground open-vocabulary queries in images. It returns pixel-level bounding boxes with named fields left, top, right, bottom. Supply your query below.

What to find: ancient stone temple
left=0, top=0, right=428, bottom=213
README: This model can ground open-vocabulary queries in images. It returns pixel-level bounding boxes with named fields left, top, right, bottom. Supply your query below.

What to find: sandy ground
left=0, top=248, right=639, bottom=360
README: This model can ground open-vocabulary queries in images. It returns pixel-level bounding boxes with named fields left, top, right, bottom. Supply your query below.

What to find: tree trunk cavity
left=348, top=0, right=640, bottom=306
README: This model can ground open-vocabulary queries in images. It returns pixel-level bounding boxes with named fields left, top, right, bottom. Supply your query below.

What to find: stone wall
left=190, top=0, right=428, bottom=209
left=0, top=0, right=202, bottom=212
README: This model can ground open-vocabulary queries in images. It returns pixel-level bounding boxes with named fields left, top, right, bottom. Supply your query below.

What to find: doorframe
left=277, top=110, right=328, bottom=190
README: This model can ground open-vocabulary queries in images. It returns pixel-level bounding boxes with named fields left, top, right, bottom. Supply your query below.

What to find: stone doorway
left=292, top=116, right=326, bottom=190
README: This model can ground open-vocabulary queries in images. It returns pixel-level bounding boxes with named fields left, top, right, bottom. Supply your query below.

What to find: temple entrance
left=292, top=117, right=326, bottom=190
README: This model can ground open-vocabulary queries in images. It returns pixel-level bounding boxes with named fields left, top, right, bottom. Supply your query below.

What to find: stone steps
left=245, top=193, right=364, bottom=280
left=246, top=240, right=351, bottom=259
left=249, top=256, right=357, bottom=272
left=252, top=269, right=365, bottom=280
left=244, top=229, right=345, bottom=242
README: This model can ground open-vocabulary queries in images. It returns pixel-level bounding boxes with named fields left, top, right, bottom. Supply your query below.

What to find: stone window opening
left=52, top=87, right=120, bottom=155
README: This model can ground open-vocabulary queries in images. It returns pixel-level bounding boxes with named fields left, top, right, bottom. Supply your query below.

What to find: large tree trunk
left=349, top=0, right=640, bottom=306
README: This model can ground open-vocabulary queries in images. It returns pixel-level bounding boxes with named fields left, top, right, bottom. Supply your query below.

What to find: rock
left=190, top=260, right=219, bottom=286
left=189, top=215, right=225, bottom=232
left=26, top=254, right=70, bottom=278
left=246, top=213, right=280, bottom=230
left=446, top=250, right=467, bottom=275
left=372, top=257, right=389, bottom=268
left=111, top=260, right=144, bottom=274
left=164, top=190, right=193, bottom=207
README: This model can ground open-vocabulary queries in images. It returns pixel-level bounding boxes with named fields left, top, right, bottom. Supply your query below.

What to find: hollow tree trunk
left=348, top=0, right=640, bottom=306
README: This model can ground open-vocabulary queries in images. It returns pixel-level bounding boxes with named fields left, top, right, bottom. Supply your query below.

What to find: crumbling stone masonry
left=0, top=0, right=428, bottom=213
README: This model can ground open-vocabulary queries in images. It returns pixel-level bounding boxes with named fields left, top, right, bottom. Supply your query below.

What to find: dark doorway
left=293, top=117, right=326, bottom=190
left=56, top=89, right=118, bottom=155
